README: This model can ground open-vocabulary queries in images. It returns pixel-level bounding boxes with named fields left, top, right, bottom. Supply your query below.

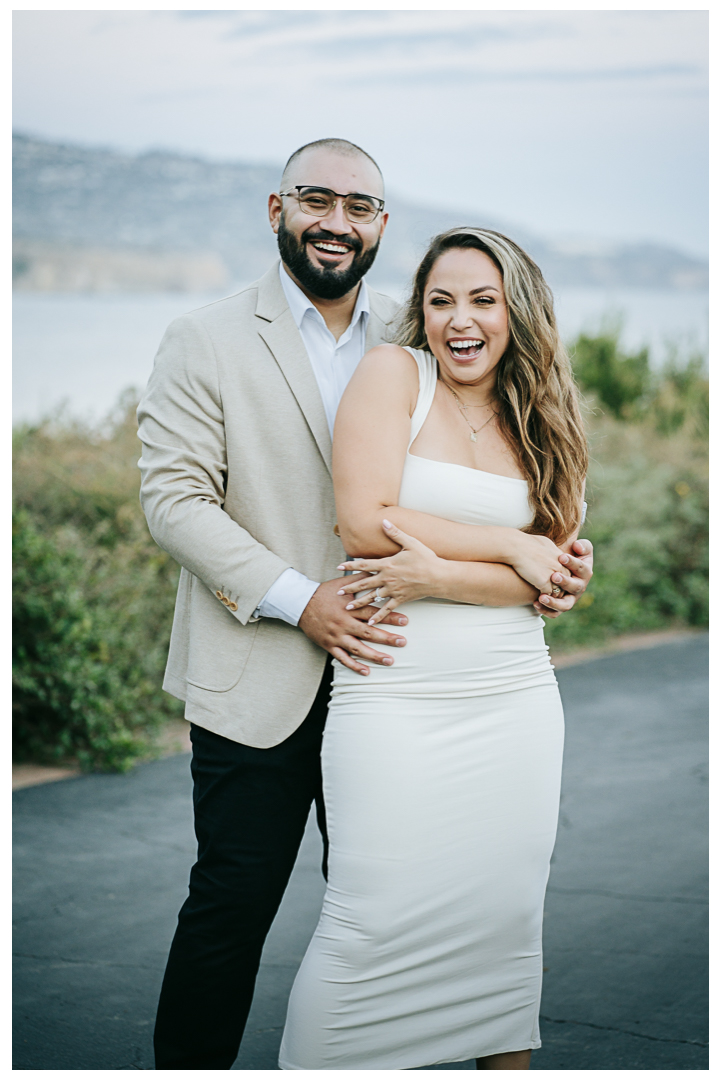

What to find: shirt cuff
left=252, top=567, right=321, bottom=626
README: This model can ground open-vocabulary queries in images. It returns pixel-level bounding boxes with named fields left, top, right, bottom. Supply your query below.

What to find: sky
left=12, top=8, right=708, bottom=257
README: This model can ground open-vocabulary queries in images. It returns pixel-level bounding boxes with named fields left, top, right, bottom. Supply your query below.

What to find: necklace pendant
left=470, top=431, right=478, bottom=442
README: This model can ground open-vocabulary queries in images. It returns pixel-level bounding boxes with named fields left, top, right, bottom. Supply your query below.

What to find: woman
left=279, top=228, right=589, bottom=1071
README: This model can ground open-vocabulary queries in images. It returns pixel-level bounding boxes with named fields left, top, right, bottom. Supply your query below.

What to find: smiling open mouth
left=447, top=339, right=485, bottom=359
left=310, top=240, right=353, bottom=257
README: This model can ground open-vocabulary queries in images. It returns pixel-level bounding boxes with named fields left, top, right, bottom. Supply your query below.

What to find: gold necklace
left=442, top=380, right=498, bottom=442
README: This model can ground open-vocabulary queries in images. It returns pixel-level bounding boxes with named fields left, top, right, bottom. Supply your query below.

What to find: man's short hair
left=280, top=138, right=383, bottom=191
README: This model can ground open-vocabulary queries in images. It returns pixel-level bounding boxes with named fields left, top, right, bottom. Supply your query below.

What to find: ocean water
left=12, top=286, right=708, bottom=425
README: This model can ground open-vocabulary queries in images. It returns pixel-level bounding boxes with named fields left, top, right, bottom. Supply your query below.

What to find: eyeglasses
left=279, top=185, right=385, bottom=224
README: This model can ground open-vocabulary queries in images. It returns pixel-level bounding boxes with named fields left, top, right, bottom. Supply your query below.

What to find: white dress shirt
left=252, top=265, right=370, bottom=626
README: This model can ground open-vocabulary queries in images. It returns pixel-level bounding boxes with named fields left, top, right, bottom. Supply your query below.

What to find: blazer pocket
left=186, top=577, right=258, bottom=692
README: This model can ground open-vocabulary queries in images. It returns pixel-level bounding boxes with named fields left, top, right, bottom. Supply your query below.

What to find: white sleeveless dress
left=279, top=348, right=564, bottom=1070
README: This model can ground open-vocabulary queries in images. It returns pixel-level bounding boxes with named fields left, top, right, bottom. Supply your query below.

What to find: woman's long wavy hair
left=394, top=227, right=588, bottom=543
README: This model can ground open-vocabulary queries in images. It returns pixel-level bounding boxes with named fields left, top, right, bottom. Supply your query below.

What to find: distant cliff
left=12, top=239, right=231, bottom=293
left=13, top=133, right=707, bottom=293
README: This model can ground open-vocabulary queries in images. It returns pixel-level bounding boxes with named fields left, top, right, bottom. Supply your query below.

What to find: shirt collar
left=279, top=261, right=370, bottom=335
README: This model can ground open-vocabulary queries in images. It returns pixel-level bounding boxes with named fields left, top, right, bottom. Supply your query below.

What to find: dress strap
left=402, top=347, right=437, bottom=448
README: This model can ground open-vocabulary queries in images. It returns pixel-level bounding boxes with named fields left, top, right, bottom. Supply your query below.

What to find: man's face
left=269, top=148, right=388, bottom=300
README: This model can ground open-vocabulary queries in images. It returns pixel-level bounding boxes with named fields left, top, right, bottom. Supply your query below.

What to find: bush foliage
left=544, top=331, right=708, bottom=648
left=13, top=392, right=184, bottom=771
left=12, top=334, right=708, bottom=770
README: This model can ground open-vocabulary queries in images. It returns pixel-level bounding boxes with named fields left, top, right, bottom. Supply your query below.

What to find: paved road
left=13, top=637, right=708, bottom=1070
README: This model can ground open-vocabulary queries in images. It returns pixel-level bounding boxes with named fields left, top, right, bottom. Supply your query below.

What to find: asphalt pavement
left=13, top=636, right=708, bottom=1070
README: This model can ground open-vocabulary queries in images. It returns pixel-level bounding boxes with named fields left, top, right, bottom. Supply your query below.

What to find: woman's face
left=422, top=247, right=509, bottom=391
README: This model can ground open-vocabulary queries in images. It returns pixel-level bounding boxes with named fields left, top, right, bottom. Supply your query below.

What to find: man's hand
left=298, top=578, right=408, bottom=676
left=533, top=539, right=594, bottom=619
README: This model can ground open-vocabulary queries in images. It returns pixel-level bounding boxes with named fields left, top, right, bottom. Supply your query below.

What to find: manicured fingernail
left=368, top=618, right=376, bottom=625
left=540, top=595, right=550, bottom=603
left=382, top=657, right=393, bottom=665
left=345, top=603, right=354, bottom=610
left=337, top=565, right=346, bottom=570
left=559, top=554, right=569, bottom=563
left=398, top=616, right=407, bottom=624
left=337, top=589, right=345, bottom=595
left=395, top=637, right=406, bottom=646
left=552, top=573, right=563, bottom=583
left=382, top=519, right=393, bottom=529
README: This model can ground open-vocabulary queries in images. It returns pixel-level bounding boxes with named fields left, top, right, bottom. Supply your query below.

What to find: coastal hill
left=13, top=133, right=707, bottom=293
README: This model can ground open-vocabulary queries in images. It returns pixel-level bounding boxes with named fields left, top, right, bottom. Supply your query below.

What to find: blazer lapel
left=365, top=308, right=390, bottom=352
left=366, top=285, right=399, bottom=351
left=255, top=265, right=333, bottom=474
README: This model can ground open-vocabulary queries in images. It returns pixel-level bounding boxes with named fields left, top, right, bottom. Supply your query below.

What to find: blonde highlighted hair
left=395, top=227, right=588, bottom=543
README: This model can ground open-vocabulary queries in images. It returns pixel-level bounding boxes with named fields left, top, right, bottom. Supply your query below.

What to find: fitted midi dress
left=279, top=348, right=565, bottom=1070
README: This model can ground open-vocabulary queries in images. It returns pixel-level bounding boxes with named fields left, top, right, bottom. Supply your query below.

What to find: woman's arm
left=338, top=522, right=594, bottom=621
left=333, top=345, right=567, bottom=594
left=342, top=539, right=537, bottom=611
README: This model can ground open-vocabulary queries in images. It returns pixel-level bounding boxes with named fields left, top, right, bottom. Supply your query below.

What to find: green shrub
left=570, top=328, right=652, bottom=419
left=13, top=510, right=148, bottom=770
left=649, top=349, right=709, bottom=439
left=12, top=388, right=145, bottom=540
left=545, top=336, right=708, bottom=648
left=13, top=398, right=183, bottom=772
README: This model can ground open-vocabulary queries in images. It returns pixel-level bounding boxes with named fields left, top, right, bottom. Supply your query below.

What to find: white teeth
left=314, top=242, right=349, bottom=254
left=449, top=340, right=482, bottom=349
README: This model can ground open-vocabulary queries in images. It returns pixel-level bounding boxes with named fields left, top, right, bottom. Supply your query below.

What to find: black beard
left=276, top=216, right=381, bottom=300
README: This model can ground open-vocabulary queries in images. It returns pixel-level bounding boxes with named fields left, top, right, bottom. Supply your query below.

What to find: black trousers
left=153, top=660, right=332, bottom=1070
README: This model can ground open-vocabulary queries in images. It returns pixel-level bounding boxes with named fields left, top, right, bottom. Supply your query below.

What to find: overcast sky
left=13, top=9, right=708, bottom=257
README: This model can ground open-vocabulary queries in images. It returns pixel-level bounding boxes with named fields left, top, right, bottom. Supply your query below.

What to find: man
left=138, top=137, right=593, bottom=1070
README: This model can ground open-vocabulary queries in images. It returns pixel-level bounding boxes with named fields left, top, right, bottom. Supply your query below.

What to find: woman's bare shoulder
left=363, top=342, right=415, bottom=362
left=339, top=345, right=419, bottom=420
left=355, top=343, right=419, bottom=384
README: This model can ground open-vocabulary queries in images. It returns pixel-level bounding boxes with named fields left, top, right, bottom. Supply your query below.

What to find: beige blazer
left=138, top=262, right=399, bottom=748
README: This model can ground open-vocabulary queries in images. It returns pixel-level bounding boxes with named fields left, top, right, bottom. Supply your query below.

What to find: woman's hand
left=507, top=532, right=566, bottom=595
left=336, top=520, right=445, bottom=623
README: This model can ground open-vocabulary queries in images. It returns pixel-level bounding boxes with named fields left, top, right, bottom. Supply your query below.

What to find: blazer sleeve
left=137, top=312, right=290, bottom=625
